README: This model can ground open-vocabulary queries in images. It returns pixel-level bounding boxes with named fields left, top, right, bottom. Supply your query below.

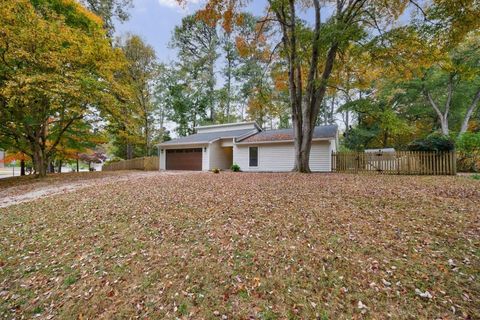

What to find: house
left=0, top=150, right=4, bottom=168
left=158, top=122, right=338, bottom=172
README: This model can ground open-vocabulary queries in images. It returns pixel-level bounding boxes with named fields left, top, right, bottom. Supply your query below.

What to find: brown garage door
left=166, top=148, right=202, bottom=170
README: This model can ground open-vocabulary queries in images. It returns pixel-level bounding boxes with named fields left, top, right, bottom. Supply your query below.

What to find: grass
left=0, top=171, right=478, bottom=319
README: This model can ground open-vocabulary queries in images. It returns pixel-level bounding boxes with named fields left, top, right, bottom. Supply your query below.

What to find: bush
left=472, top=174, right=480, bottom=180
left=456, top=133, right=480, bottom=172
left=231, top=163, right=241, bottom=172
left=407, top=133, right=455, bottom=152
left=456, top=132, right=480, bottom=155
left=212, top=168, right=220, bottom=174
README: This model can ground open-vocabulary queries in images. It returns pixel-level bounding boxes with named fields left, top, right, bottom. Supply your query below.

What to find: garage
left=166, top=148, right=202, bottom=170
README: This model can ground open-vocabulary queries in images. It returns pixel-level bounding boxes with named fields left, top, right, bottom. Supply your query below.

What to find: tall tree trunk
left=145, top=117, right=149, bottom=156
left=225, top=40, right=233, bottom=121
left=460, top=88, right=480, bottom=134
left=272, top=0, right=351, bottom=172
left=208, top=50, right=216, bottom=121
left=57, top=160, right=63, bottom=173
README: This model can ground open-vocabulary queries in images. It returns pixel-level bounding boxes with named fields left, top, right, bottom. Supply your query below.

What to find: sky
left=114, top=0, right=269, bottom=63
left=112, top=0, right=337, bottom=133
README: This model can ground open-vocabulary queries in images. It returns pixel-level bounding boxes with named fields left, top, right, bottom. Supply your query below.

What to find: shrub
left=212, top=168, right=220, bottom=174
left=456, top=132, right=480, bottom=155
left=472, top=174, right=480, bottom=180
left=456, top=132, right=480, bottom=172
left=407, top=133, right=455, bottom=152
left=231, top=163, right=241, bottom=172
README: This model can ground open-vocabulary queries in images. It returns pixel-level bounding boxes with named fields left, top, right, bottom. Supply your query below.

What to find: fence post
left=452, top=151, right=457, bottom=175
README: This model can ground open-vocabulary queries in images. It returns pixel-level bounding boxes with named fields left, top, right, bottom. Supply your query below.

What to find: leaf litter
left=0, top=172, right=478, bottom=319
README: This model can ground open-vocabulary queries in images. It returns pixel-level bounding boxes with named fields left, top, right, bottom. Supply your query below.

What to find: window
left=249, top=147, right=258, bottom=167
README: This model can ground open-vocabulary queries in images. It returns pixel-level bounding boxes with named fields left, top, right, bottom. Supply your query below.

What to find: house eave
left=195, top=121, right=261, bottom=131
left=158, top=141, right=209, bottom=147
left=235, top=137, right=335, bottom=145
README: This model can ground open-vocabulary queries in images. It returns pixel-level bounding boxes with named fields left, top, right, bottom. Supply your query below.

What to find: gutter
left=235, top=137, right=335, bottom=145
left=157, top=141, right=209, bottom=147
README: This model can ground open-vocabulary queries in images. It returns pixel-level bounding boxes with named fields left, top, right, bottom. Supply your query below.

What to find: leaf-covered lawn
left=0, top=172, right=478, bottom=319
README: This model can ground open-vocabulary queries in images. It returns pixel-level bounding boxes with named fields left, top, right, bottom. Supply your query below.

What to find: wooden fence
left=102, top=156, right=159, bottom=171
left=332, top=151, right=456, bottom=175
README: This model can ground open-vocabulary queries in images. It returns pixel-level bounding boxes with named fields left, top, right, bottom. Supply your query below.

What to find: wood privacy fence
left=332, top=151, right=456, bottom=175
left=102, top=156, right=159, bottom=171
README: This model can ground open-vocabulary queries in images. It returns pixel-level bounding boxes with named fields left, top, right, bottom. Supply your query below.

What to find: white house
left=158, top=122, right=338, bottom=172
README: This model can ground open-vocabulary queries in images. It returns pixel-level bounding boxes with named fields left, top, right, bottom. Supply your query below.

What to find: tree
left=79, top=0, right=133, bottom=35
left=79, top=150, right=107, bottom=170
left=161, top=65, right=210, bottom=136
left=118, top=34, right=158, bottom=156
left=52, top=120, right=107, bottom=172
left=368, top=1, right=480, bottom=137
left=192, top=0, right=411, bottom=172
left=422, top=33, right=480, bottom=136
left=0, top=0, right=130, bottom=177
left=171, top=14, right=219, bottom=122
left=189, top=0, right=480, bottom=171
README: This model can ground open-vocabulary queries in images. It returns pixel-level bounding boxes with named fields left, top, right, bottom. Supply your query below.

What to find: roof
left=158, top=128, right=256, bottom=146
left=238, top=125, right=338, bottom=143
left=195, top=121, right=261, bottom=131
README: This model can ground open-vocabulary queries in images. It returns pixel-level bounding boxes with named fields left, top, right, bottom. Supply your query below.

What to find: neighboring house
left=158, top=122, right=338, bottom=172
left=0, top=150, right=4, bottom=168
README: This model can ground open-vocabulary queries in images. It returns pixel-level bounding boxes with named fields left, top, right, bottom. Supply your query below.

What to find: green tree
left=79, top=0, right=133, bottom=35
left=171, top=14, right=218, bottom=122
left=118, top=34, right=158, bottom=156
left=0, top=0, right=130, bottom=176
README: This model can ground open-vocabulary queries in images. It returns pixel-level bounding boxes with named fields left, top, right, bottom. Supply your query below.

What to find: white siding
left=233, top=141, right=332, bottom=172
left=159, top=149, right=166, bottom=170
left=196, top=123, right=257, bottom=133
left=202, top=147, right=209, bottom=171
left=208, top=140, right=233, bottom=170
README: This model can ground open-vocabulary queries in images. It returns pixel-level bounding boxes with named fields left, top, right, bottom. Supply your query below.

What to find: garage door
left=166, top=148, right=202, bottom=170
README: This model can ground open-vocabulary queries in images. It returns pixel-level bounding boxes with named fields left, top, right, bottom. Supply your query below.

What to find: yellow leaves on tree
left=0, top=0, right=130, bottom=176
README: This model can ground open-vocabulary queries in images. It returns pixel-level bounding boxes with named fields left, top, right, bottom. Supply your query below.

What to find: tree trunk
left=49, top=161, right=55, bottom=173
left=225, top=43, right=233, bottom=121
left=425, top=74, right=454, bottom=136
left=20, top=159, right=25, bottom=176
left=33, top=144, right=48, bottom=177
left=460, top=88, right=480, bottom=134
left=76, top=155, right=79, bottom=172
left=439, top=116, right=449, bottom=135
left=57, top=160, right=63, bottom=173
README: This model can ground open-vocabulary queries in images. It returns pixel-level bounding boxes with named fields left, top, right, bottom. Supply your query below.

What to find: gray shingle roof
left=159, top=129, right=256, bottom=146
left=239, top=125, right=338, bottom=143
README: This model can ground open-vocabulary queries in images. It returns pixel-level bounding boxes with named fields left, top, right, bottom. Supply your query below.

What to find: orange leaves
left=193, top=0, right=245, bottom=33
left=273, top=71, right=288, bottom=92
left=235, top=36, right=249, bottom=57
left=3, top=152, right=29, bottom=163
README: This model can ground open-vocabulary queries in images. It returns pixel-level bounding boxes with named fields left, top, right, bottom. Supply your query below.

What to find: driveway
left=0, top=170, right=201, bottom=208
